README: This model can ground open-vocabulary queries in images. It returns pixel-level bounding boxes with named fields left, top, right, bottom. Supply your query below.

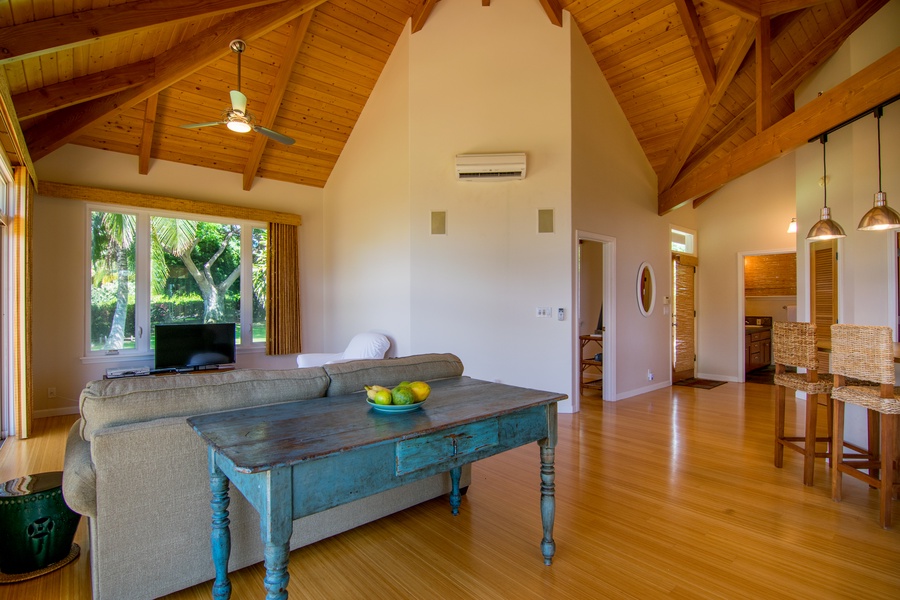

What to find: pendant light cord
left=821, top=135, right=827, bottom=208
left=876, top=108, right=883, bottom=193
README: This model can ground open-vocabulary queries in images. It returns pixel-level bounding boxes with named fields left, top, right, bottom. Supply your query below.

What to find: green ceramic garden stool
left=0, top=471, right=80, bottom=581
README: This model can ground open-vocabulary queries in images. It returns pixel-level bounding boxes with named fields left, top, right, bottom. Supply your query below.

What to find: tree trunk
left=105, top=248, right=130, bottom=349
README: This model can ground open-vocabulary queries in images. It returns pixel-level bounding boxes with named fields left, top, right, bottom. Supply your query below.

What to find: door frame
left=574, top=230, right=616, bottom=409
left=737, top=248, right=796, bottom=382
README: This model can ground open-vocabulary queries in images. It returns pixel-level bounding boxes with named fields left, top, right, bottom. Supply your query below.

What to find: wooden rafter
left=658, top=46, right=900, bottom=215
left=138, top=95, right=159, bottom=175
left=706, top=0, right=760, bottom=19
left=412, top=0, right=439, bottom=33
left=23, top=0, right=328, bottom=162
left=539, top=0, right=564, bottom=27
left=657, top=17, right=757, bottom=194
left=0, top=70, right=35, bottom=181
left=755, top=16, right=772, bottom=133
left=674, top=0, right=716, bottom=93
left=0, top=0, right=290, bottom=65
left=12, top=60, right=156, bottom=119
left=675, top=0, right=888, bottom=188
left=243, top=13, right=313, bottom=191
left=760, top=0, right=831, bottom=17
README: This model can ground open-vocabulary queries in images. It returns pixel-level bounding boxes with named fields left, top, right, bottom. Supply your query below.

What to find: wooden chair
left=773, top=322, right=834, bottom=486
left=830, top=324, right=900, bottom=529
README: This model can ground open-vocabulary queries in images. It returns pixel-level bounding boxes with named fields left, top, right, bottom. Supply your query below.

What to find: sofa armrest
left=62, top=419, right=97, bottom=518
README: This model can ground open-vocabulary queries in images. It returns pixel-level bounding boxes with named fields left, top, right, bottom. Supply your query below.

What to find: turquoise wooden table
left=188, top=376, right=564, bottom=600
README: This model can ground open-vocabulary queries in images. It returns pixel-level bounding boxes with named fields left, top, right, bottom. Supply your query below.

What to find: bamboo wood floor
left=1, top=381, right=898, bottom=599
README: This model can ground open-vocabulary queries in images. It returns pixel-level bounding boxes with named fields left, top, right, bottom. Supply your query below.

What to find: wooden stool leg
left=825, top=394, right=834, bottom=467
left=775, top=384, right=786, bottom=468
left=832, top=399, right=845, bottom=502
left=869, top=409, right=881, bottom=481
left=804, top=392, right=818, bottom=486
left=879, top=414, right=896, bottom=529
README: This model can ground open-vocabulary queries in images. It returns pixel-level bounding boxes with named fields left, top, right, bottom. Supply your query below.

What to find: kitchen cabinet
left=745, top=328, right=771, bottom=372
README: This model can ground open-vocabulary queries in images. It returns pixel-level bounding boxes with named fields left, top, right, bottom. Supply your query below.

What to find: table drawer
left=396, top=420, right=499, bottom=476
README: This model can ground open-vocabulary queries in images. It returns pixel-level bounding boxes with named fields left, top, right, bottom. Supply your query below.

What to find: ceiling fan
left=180, top=40, right=295, bottom=145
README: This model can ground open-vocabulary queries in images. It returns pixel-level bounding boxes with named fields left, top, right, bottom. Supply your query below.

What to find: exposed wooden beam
left=755, top=16, right=772, bottom=133
left=692, top=191, right=717, bottom=209
left=0, top=0, right=291, bottom=65
left=0, top=69, right=35, bottom=182
left=243, top=13, right=313, bottom=191
left=657, top=18, right=757, bottom=193
left=674, top=0, right=716, bottom=93
left=760, top=0, right=830, bottom=17
left=539, top=0, right=563, bottom=27
left=12, top=59, right=155, bottom=119
left=658, top=46, right=900, bottom=215
left=24, top=0, right=328, bottom=162
left=138, top=95, right=158, bottom=175
left=677, top=0, right=888, bottom=185
left=411, top=0, right=439, bottom=33
left=706, top=0, right=760, bottom=20
left=38, top=181, right=302, bottom=225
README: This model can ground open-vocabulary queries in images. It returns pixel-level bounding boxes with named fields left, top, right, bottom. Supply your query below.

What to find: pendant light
left=807, top=135, right=846, bottom=241
left=857, top=107, right=900, bottom=231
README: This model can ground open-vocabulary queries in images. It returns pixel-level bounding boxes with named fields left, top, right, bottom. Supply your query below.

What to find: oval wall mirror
left=637, top=262, right=655, bottom=317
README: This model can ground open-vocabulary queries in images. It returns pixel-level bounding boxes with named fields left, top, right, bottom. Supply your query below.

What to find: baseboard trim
left=34, top=406, right=80, bottom=419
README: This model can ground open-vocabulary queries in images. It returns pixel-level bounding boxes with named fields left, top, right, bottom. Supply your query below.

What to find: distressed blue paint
left=449, top=466, right=462, bottom=516
left=190, top=377, right=564, bottom=598
left=208, top=447, right=231, bottom=600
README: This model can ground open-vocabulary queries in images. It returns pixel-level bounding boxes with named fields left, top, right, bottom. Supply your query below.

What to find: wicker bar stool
left=830, top=324, right=900, bottom=529
left=773, top=322, right=834, bottom=486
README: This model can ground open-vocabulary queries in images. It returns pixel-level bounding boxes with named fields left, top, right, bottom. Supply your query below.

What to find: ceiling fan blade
left=181, top=122, right=224, bottom=129
left=254, top=126, right=295, bottom=145
left=230, top=90, right=248, bottom=114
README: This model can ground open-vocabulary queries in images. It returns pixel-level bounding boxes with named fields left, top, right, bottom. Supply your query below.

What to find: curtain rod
left=808, top=93, right=900, bottom=144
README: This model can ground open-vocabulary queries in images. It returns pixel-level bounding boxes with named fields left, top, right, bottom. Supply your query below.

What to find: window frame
left=83, top=202, right=267, bottom=363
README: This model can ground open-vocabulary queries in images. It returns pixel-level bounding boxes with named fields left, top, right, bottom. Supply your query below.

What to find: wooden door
left=673, top=253, right=697, bottom=382
left=810, top=240, right=838, bottom=370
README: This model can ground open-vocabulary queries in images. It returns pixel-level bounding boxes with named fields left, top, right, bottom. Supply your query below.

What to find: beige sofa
left=63, top=353, right=468, bottom=600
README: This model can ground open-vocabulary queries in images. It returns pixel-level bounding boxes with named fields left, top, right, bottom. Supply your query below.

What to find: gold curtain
left=13, top=167, right=33, bottom=438
left=266, top=222, right=302, bottom=355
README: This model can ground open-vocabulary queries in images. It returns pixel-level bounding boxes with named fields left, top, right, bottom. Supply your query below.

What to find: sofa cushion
left=79, top=367, right=330, bottom=440
left=324, top=353, right=463, bottom=396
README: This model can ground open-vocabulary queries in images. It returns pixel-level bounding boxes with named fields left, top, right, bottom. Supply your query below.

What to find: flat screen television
left=154, top=323, right=236, bottom=371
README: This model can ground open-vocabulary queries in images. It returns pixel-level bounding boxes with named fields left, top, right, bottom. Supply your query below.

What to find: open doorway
left=739, top=250, right=797, bottom=382
left=575, top=231, right=615, bottom=408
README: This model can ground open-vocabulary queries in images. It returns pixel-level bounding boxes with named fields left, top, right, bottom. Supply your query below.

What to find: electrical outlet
left=48, top=387, right=57, bottom=398
left=536, top=307, right=552, bottom=318
left=647, top=370, right=654, bottom=381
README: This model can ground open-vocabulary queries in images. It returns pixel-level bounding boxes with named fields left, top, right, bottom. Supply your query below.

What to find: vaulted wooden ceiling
left=1, top=0, right=898, bottom=214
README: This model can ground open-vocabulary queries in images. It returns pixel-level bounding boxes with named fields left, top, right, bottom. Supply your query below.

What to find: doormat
left=674, top=378, right=727, bottom=390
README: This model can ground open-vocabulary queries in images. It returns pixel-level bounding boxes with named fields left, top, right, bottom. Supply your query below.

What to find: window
left=88, top=205, right=266, bottom=358
left=671, top=227, right=696, bottom=255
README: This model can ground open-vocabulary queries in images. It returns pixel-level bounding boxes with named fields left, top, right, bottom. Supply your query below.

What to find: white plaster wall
left=322, top=22, right=412, bottom=357
left=694, top=154, right=797, bottom=381
left=793, top=0, right=900, bottom=444
left=406, top=1, right=573, bottom=405
left=31, top=146, right=324, bottom=415
left=570, top=18, right=690, bottom=399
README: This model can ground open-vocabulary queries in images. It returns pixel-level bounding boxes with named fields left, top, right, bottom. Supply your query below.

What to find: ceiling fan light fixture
left=226, top=119, right=252, bottom=133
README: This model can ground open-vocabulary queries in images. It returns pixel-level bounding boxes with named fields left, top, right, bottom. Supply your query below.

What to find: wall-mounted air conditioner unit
left=455, top=153, right=526, bottom=181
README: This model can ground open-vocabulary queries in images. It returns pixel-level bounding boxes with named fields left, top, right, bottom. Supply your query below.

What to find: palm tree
left=97, top=212, right=136, bottom=350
